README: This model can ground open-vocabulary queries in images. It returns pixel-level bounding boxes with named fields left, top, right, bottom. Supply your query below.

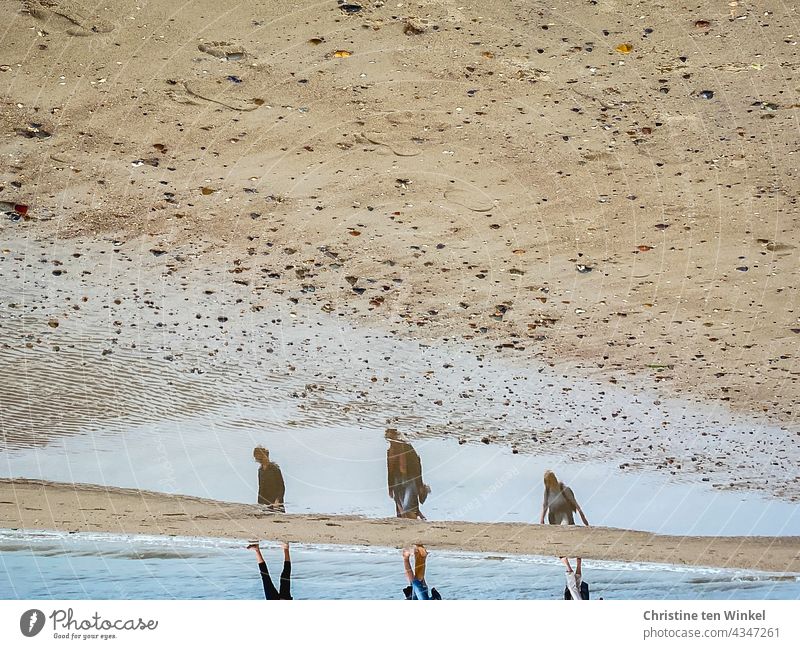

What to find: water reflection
left=540, top=470, right=589, bottom=527
left=254, top=446, right=285, bottom=512
left=5, top=421, right=799, bottom=537
left=385, top=429, right=430, bottom=520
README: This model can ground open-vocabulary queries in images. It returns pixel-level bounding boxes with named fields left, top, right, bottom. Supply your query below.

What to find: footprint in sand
left=444, top=186, right=494, bottom=212
left=198, top=41, right=248, bottom=62
left=26, top=0, right=114, bottom=36
left=358, top=110, right=449, bottom=157
left=168, top=80, right=263, bottom=112
left=360, top=131, right=421, bottom=156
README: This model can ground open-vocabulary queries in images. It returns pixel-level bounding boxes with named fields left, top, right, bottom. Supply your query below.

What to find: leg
left=565, top=571, right=582, bottom=601
left=575, top=557, right=582, bottom=580
left=279, top=542, right=292, bottom=599
left=259, top=562, right=280, bottom=600
left=413, top=545, right=428, bottom=583
left=411, top=546, right=430, bottom=600
left=248, top=543, right=279, bottom=599
left=402, top=548, right=414, bottom=583
left=561, top=556, right=573, bottom=573
left=248, top=542, right=265, bottom=565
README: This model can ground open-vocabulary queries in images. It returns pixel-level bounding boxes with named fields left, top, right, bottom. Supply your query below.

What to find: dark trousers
left=259, top=561, right=292, bottom=600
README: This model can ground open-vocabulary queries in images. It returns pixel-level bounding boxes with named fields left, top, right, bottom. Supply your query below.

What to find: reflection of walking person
left=401, top=545, right=441, bottom=600
left=540, top=470, right=589, bottom=526
left=386, top=429, right=430, bottom=520
left=541, top=470, right=589, bottom=579
left=253, top=446, right=286, bottom=512
left=248, top=542, right=292, bottom=600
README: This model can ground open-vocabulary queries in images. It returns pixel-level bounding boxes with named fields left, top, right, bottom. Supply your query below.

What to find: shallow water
left=3, top=415, right=798, bottom=537
left=0, top=530, right=797, bottom=600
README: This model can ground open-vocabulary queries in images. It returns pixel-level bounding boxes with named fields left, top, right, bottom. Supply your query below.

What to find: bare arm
left=275, top=467, right=286, bottom=505
left=565, top=487, right=589, bottom=526
left=577, top=505, right=589, bottom=526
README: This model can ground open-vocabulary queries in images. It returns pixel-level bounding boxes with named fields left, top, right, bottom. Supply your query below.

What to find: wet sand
left=2, top=479, right=798, bottom=573
left=1, top=1, right=799, bottom=430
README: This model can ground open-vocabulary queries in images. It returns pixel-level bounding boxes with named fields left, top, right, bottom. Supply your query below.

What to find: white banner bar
left=1, top=601, right=797, bottom=648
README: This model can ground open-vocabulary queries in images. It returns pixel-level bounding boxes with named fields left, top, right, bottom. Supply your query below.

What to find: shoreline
left=2, top=479, right=798, bottom=573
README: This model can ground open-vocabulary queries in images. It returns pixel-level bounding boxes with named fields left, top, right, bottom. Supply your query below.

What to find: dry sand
left=1, top=3, right=799, bottom=507
left=3, top=478, right=799, bottom=572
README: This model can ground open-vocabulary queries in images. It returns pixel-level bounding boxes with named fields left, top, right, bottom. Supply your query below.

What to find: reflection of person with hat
left=253, top=446, right=286, bottom=512
left=385, top=429, right=430, bottom=520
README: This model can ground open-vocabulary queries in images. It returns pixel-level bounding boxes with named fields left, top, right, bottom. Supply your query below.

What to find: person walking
left=248, top=542, right=293, bottom=600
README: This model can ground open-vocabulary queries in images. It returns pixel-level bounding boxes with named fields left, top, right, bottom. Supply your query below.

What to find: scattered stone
left=18, top=123, right=51, bottom=139
left=198, top=42, right=247, bottom=61
left=403, top=19, right=426, bottom=36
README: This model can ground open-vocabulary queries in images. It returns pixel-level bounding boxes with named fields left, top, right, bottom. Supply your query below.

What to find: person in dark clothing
left=385, top=429, right=430, bottom=520
left=253, top=446, right=286, bottom=512
left=247, top=542, right=292, bottom=600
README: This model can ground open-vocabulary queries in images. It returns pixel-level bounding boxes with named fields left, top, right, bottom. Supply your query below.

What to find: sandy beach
left=2, top=478, right=799, bottom=573
left=2, top=0, right=798, bottom=421
left=1, top=0, right=799, bottom=587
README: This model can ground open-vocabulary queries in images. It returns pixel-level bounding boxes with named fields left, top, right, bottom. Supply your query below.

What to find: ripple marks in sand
left=25, top=0, right=115, bottom=36
left=0, top=344, right=229, bottom=449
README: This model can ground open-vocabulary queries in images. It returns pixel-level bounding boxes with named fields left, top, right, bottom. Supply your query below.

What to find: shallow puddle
left=3, top=415, right=798, bottom=536
left=0, top=530, right=796, bottom=600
